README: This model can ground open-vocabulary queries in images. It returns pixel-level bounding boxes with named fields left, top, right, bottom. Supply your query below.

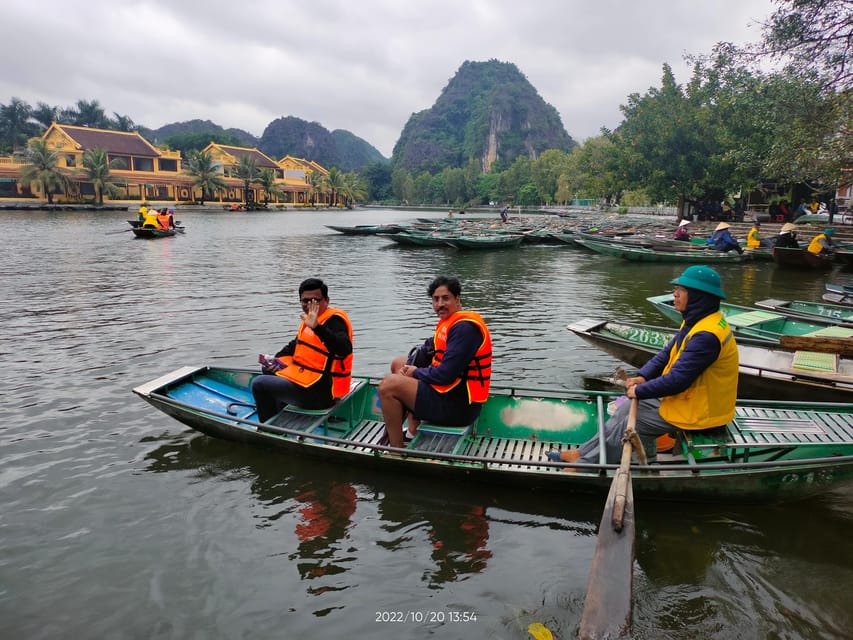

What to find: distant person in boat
left=774, top=222, right=800, bottom=248
left=548, top=265, right=738, bottom=466
left=807, top=228, right=836, bottom=255
left=137, top=203, right=149, bottom=223
left=746, top=220, right=771, bottom=249
left=793, top=199, right=809, bottom=221
left=673, top=219, right=691, bottom=241
left=707, top=222, right=744, bottom=254
left=500, top=207, right=509, bottom=223
left=141, top=207, right=160, bottom=228
left=251, top=278, right=353, bottom=421
left=156, top=208, right=174, bottom=229
left=378, top=276, right=492, bottom=448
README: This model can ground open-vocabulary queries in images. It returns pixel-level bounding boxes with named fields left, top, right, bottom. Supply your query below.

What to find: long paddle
left=578, top=396, right=643, bottom=640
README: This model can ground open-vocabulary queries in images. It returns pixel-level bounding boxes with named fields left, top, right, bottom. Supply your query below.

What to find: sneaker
left=403, top=430, right=415, bottom=443
left=545, top=450, right=562, bottom=462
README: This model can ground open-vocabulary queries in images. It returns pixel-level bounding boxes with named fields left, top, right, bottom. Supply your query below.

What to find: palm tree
left=339, top=172, right=368, bottom=208
left=324, top=167, right=346, bottom=207
left=184, top=150, right=226, bottom=205
left=20, top=139, right=71, bottom=204
left=30, top=102, right=59, bottom=131
left=111, top=113, right=136, bottom=132
left=0, top=97, right=35, bottom=152
left=234, top=155, right=259, bottom=203
left=82, top=148, right=121, bottom=205
left=72, top=99, right=109, bottom=129
left=308, top=171, right=325, bottom=205
left=255, top=168, right=285, bottom=204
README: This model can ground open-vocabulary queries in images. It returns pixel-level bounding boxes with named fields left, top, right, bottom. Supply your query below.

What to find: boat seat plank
left=725, top=310, right=784, bottom=327
left=262, top=379, right=366, bottom=433
left=805, top=325, right=853, bottom=338
left=409, top=420, right=476, bottom=454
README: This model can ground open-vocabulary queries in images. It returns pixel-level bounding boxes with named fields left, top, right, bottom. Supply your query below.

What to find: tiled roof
left=216, top=145, right=279, bottom=169
left=55, top=124, right=159, bottom=156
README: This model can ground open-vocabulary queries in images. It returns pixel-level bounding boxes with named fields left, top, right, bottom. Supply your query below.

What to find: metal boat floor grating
left=729, top=406, right=853, bottom=447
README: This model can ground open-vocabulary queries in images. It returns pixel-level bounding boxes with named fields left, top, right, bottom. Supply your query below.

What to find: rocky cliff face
left=392, top=60, right=576, bottom=174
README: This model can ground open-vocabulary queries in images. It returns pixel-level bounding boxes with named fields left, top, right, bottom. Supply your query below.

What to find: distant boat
left=754, top=298, right=853, bottom=325
left=384, top=231, right=455, bottom=247
left=445, top=234, right=524, bottom=249
left=325, top=224, right=404, bottom=235
left=567, top=317, right=853, bottom=403
left=646, top=293, right=853, bottom=341
left=772, top=246, right=834, bottom=270
left=575, top=238, right=745, bottom=263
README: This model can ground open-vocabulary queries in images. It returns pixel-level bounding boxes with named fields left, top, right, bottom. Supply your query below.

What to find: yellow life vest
left=658, top=312, right=738, bottom=430
left=429, top=311, right=492, bottom=403
left=807, top=234, right=829, bottom=255
left=141, top=212, right=159, bottom=227
left=276, top=307, right=353, bottom=398
left=746, top=227, right=761, bottom=249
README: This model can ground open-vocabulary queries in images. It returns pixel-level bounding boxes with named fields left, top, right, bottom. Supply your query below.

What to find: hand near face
left=302, top=300, right=320, bottom=329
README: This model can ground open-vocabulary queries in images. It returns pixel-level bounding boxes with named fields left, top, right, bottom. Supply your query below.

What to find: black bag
left=407, top=338, right=435, bottom=367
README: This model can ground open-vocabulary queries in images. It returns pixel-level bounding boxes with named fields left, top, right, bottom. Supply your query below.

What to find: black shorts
left=413, top=381, right=482, bottom=426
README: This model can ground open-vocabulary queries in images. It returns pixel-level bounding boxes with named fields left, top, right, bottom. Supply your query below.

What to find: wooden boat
left=445, top=234, right=524, bottom=249
left=383, top=232, right=455, bottom=247
left=325, top=224, right=404, bottom=235
left=133, top=366, right=853, bottom=503
left=567, top=318, right=853, bottom=403
left=131, top=226, right=180, bottom=239
left=772, top=246, right=834, bottom=270
left=754, top=298, right=853, bottom=325
left=574, top=238, right=746, bottom=263
left=646, top=293, right=853, bottom=342
left=823, top=283, right=853, bottom=307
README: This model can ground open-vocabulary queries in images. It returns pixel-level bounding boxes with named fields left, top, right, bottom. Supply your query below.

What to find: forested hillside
left=392, top=60, right=576, bottom=175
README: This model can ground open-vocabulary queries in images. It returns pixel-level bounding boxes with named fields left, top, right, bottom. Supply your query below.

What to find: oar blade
left=578, top=471, right=635, bottom=640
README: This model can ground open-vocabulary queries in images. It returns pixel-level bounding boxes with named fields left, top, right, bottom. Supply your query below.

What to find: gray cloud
left=2, top=0, right=772, bottom=157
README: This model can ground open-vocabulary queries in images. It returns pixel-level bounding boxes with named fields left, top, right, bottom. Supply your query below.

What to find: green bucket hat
left=670, top=265, right=727, bottom=299
left=824, top=228, right=835, bottom=235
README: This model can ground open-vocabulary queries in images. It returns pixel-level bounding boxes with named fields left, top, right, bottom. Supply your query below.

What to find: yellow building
left=0, top=124, right=329, bottom=206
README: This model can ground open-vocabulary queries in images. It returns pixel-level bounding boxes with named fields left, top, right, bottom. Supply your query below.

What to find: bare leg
left=378, top=373, right=420, bottom=447
left=389, top=357, right=419, bottom=434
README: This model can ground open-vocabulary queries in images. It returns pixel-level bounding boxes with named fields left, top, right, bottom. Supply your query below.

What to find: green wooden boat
left=134, top=366, right=853, bottom=503
left=755, top=298, right=853, bottom=325
left=445, top=234, right=524, bottom=249
left=575, top=238, right=746, bottom=263
left=647, top=293, right=853, bottom=342
left=384, top=231, right=456, bottom=247
left=567, top=318, right=853, bottom=403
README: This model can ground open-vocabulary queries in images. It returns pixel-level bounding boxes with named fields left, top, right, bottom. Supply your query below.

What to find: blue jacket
left=708, top=229, right=741, bottom=252
left=636, top=290, right=723, bottom=399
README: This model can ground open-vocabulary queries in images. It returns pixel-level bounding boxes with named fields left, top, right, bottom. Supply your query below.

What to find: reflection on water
left=4, top=208, right=853, bottom=639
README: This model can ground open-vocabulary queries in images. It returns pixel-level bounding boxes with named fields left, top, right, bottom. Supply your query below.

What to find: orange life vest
left=156, top=212, right=171, bottom=229
left=429, top=311, right=492, bottom=403
left=275, top=307, right=353, bottom=398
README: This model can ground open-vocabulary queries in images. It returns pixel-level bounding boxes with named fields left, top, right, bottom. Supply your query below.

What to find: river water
left=2, top=207, right=852, bottom=640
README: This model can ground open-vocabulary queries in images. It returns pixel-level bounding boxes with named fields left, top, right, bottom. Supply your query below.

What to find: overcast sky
left=2, top=0, right=776, bottom=158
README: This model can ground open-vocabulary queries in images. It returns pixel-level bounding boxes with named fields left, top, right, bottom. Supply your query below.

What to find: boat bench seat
left=260, top=379, right=367, bottom=435
left=682, top=407, right=852, bottom=461
left=409, top=420, right=477, bottom=455
left=725, top=310, right=783, bottom=327
left=804, top=325, right=853, bottom=338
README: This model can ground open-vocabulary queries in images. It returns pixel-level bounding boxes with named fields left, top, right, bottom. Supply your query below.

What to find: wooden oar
left=105, top=228, right=134, bottom=235
left=578, top=397, right=641, bottom=640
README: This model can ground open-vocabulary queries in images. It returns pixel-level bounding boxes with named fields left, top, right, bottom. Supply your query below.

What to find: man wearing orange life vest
left=379, top=276, right=492, bottom=448
left=251, top=278, right=353, bottom=420
left=548, top=265, right=738, bottom=466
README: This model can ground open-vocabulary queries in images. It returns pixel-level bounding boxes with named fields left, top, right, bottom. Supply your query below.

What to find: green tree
left=0, top=97, right=36, bottom=152
left=324, top=167, right=345, bottom=207
left=184, top=150, right=226, bottom=204
left=111, top=113, right=136, bottom=132
left=531, top=149, right=571, bottom=204
left=339, top=172, right=368, bottom=207
left=81, top=148, right=121, bottom=205
left=30, top=102, right=60, bottom=131
left=255, top=168, right=284, bottom=204
left=442, top=167, right=467, bottom=204
left=360, top=162, right=392, bottom=202
left=234, top=155, right=259, bottom=203
left=20, top=138, right=71, bottom=204
left=163, top=131, right=242, bottom=155
left=309, top=171, right=325, bottom=205
left=71, top=99, right=109, bottom=128
left=412, top=171, right=432, bottom=204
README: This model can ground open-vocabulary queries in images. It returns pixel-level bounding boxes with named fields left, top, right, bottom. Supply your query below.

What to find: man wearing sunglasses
left=252, top=278, right=353, bottom=421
